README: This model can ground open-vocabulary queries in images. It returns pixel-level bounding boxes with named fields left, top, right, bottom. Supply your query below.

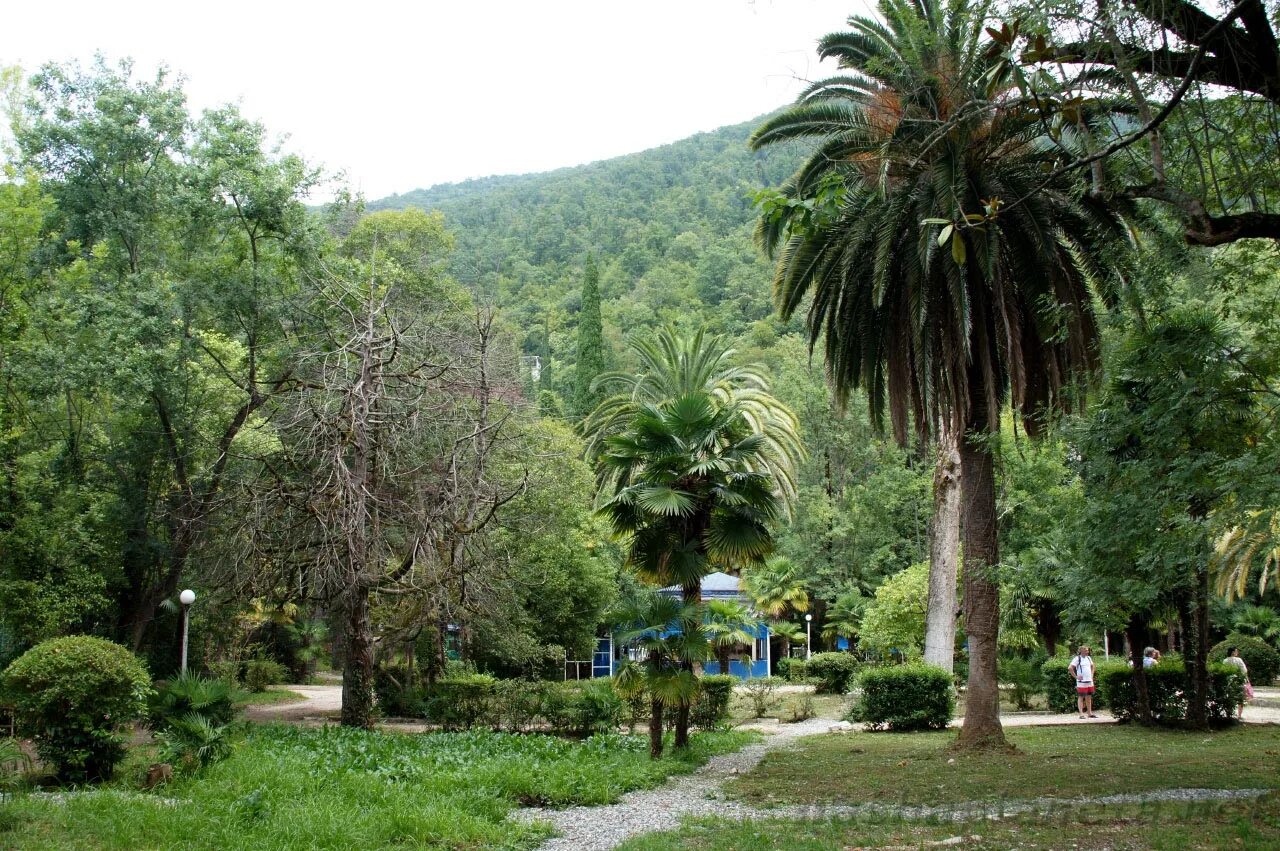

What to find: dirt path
left=241, top=684, right=342, bottom=723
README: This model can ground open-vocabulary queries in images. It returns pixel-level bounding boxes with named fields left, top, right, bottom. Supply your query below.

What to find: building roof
left=659, top=571, right=743, bottom=600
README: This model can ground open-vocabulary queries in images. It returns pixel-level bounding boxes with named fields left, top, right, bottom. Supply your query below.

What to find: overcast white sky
left=1, top=1, right=864, bottom=200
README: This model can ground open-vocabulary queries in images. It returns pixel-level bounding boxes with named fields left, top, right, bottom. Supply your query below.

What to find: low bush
left=691, top=675, right=735, bottom=730
left=0, top=737, right=31, bottom=794
left=158, top=713, right=238, bottom=770
left=807, top=652, right=859, bottom=694
left=149, top=673, right=237, bottom=730
left=243, top=659, right=287, bottom=693
left=493, top=678, right=545, bottom=733
left=2, top=635, right=151, bottom=782
left=776, top=658, right=809, bottom=682
left=207, top=660, right=242, bottom=687
left=999, top=653, right=1047, bottom=711
left=373, top=665, right=419, bottom=717
left=1041, top=656, right=1128, bottom=713
left=1099, top=662, right=1244, bottom=726
left=1209, top=634, right=1280, bottom=685
left=574, top=679, right=624, bottom=735
left=782, top=691, right=816, bottom=723
left=850, top=663, right=953, bottom=731
left=423, top=674, right=498, bottom=730
left=741, top=676, right=782, bottom=718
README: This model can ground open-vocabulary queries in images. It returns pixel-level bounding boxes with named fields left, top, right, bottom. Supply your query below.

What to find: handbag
left=1244, top=682, right=1255, bottom=701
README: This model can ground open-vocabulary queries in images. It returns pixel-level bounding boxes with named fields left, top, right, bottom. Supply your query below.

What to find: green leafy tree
left=572, top=255, right=606, bottom=417
left=860, top=563, right=930, bottom=658
left=750, top=0, right=1132, bottom=748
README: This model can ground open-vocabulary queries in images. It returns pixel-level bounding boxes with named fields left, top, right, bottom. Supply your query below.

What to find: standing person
left=1069, top=645, right=1098, bottom=718
left=1223, top=647, right=1251, bottom=721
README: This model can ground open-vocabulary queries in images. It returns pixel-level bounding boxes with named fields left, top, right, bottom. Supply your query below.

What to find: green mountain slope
left=368, top=116, right=805, bottom=400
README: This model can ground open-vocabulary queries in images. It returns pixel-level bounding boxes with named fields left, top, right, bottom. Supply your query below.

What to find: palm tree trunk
left=955, top=419, right=1006, bottom=749
left=648, top=695, right=665, bottom=759
left=924, top=427, right=961, bottom=673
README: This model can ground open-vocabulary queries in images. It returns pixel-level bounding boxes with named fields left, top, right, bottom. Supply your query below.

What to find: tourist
left=1223, top=647, right=1252, bottom=721
left=1142, top=647, right=1157, bottom=668
left=1068, top=645, right=1098, bottom=718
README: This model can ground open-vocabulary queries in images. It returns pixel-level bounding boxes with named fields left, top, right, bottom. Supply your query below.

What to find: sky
left=1, top=1, right=864, bottom=200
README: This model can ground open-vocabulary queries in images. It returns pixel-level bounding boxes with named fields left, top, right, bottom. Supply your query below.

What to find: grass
left=232, top=688, right=307, bottom=707
left=728, top=723, right=1280, bottom=807
left=615, top=792, right=1280, bottom=850
left=0, top=725, right=755, bottom=850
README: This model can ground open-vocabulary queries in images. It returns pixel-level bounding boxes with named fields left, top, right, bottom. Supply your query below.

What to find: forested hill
left=367, top=116, right=806, bottom=401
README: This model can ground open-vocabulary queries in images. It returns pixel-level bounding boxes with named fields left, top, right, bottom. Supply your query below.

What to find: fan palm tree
left=741, top=556, right=811, bottom=619
left=584, top=326, right=803, bottom=509
left=612, top=593, right=709, bottom=758
left=821, top=590, right=867, bottom=644
left=751, top=0, right=1132, bottom=747
left=705, top=599, right=762, bottom=674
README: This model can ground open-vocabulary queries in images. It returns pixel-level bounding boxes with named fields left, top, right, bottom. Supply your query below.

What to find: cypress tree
left=572, top=255, right=605, bottom=417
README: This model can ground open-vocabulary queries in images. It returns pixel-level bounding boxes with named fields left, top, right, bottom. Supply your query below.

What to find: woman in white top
left=1223, top=647, right=1250, bottom=720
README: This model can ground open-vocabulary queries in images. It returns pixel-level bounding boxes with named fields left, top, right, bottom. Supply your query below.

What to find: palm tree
left=612, top=593, right=709, bottom=759
left=821, top=591, right=867, bottom=644
left=751, top=0, right=1132, bottom=747
left=705, top=599, right=761, bottom=674
left=584, top=326, right=803, bottom=508
left=741, top=556, right=811, bottom=619
left=1214, top=512, right=1280, bottom=604
left=1230, top=604, right=1280, bottom=648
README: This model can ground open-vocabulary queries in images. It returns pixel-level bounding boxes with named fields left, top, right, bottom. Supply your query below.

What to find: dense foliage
left=2, top=636, right=151, bottom=781
left=850, top=664, right=954, bottom=732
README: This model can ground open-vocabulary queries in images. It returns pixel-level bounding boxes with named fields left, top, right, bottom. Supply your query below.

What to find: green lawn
left=616, top=793, right=1280, bottom=850
left=728, top=724, right=1280, bottom=807
left=0, top=725, right=755, bottom=850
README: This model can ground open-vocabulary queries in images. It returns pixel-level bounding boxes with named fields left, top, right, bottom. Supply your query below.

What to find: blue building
left=589, top=572, right=771, bottom=680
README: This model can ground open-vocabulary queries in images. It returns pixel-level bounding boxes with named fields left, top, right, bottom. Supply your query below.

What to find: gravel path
left=510, top=718, right=833, bottom=851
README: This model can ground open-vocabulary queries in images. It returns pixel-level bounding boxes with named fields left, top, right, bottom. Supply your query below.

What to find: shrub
left=776, top=658, right=809, bottom=682
left=243, top=659, right=286, bottom=693
left=0, top=737, right=31, bottom=794
left=149, top=673, right=237, bottom=730
left=850, top=663, right=953, bottom=731
left=807, top=652, right=859, bottom=694
left=999, top=653, right=1046, bottom=711
left=741, top=676, right=782, bottom=718
left=423, top=675, right=497, bottom=730
left=373, top=665, right=419, bottom=717
left=1041, top=656, right=1128, bottom=714
left=493, top=679, right=545, bottom=733
left=1100, top=662, right=1243, bottom=725
left=782, top=691, right=816, bottom=723
left=2, top=635, right=151, bottom=782
left=207, top=660, right=242, bottom=687
left=1209, top=634, right=1280, bottom=685
left=158, top=713, right=237, bottom=770
left=574, top=679, right=623, bottom=735
left=691, top=675, right=735, bottom=730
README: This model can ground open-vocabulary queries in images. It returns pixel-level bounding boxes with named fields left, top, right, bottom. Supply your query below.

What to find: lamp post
left=805, top=613, right=813, bottom=660
left=178, top=589, right=196, bottom=674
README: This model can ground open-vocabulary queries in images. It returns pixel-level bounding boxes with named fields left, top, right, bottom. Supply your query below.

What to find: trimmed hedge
left=1209, top=634, right=1280, bottom=685
left=807, top=652, right=859, bottom=694
left=3, top=636, right=151, bottom=782
left=776, top=658, right=809, bottom=682
left=1041, top=656, right=1128, bottom=713
left=1099, top=662, right=1244, bottom=726
left=850, top=663, right=954, bottom=731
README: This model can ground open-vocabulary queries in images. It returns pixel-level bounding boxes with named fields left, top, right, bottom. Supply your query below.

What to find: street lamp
left=178, top=589, right=196, bottom=674
left=804, top=613, right=813, bottom=660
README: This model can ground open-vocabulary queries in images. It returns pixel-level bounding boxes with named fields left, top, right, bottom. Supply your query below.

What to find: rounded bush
left=807, top=652, right=859, bottom=694
left=850, top=663, right=953, bottom=731
left=1209, top=634, right=1280, bottom=685
left=3, top=635, right=151, bottom=782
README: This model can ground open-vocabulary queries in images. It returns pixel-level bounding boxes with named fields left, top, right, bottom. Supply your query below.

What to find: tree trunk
left=674, top=703, right=691, bottom=749
left=1037, top=600, right=1062, bottom=657
left=955, top=421, right=1006, bottom=749
left=717, top=646, right=731, bottom=675
left=674, top=580, right=702, bottom=748
left=1126, top=614, right=1154, bottom=725
left=648, top=695, right=665, bottom=759
left=924, top=428, right=961, bottom=673
left=1181, top=568, right=1212, bottom=730
left=341, top=586, right=375, bottom=729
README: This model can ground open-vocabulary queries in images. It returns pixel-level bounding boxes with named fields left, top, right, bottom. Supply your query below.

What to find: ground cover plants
left=0, top=724, right=755, bottom=850
left=726, top=724, right=1280, bottom=808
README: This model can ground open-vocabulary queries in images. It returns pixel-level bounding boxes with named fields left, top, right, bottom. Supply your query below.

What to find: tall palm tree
left=612, top=593, right=709, bottom=759
left=751, top=0, right=1132, bottom=747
